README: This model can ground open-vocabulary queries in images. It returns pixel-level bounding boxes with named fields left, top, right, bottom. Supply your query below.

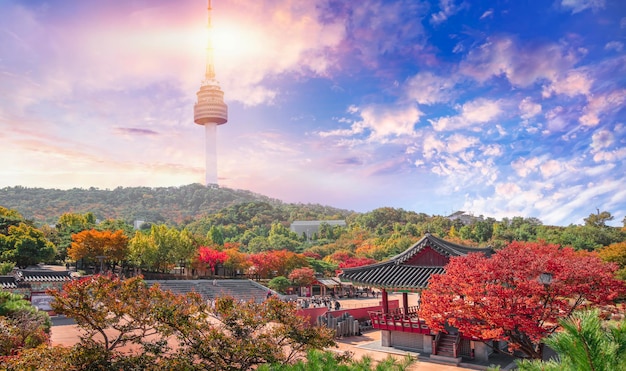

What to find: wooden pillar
left=402, top=292, right=409, bottom=315
left=382, top=289, right=389, bottom=314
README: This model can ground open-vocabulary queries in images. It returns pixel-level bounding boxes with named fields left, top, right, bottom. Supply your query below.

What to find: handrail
left=432, top=332, right=441, bottom=355
left=389, top=305, right=420, bottom=316
left=453, top=333, right=461, bottom=358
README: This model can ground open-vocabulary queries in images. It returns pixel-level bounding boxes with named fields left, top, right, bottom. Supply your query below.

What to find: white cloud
left=422, top=133, right=446, bottom=160
left=429, top=98, right=503, bottom=131
left=495, top=182, right=522, bottom=197
left=511, top=157, right=540, bottom=178
left=1, top=1, right=347, bottom=109
left=561, top=0, right=606, bottom=14
left=542, top=70, right=593, bottom=98
left=580, top=89, right=626, bottom=126
left=590, top=128, right=626, bottom=162
left=462, top=175, right=626, bottom=226
left=447, top=134, right=479, bottom=153
left=545, top=106, right=569, bottom=132
left=480, top=9, right=494, bottom=20
left=519, top=97, right=542, bottom=119
left=539, top=160, right=563, bottom=178
left=319, top=104, right=421, bottom=141
left=605, top=41, right=624, bottom=52
left=460, top=37, right=580, bottom=88
left=590, top=129, right=614, bottom=150
left=481, top=144, right=503, bottom=156
left=404, top=72, right=457, bottom=105
left=593, top=148, right=626, bottom=162
left=340, top=0, right=428, bottom=68
left=431, top=0, right=466, bottom=24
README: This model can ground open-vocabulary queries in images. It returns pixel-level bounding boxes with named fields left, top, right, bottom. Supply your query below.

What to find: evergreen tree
left=517, top=310, right=626, bottom=371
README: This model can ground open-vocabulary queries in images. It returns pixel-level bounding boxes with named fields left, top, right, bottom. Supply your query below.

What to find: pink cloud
left=460, top=36, right=580, bottom=88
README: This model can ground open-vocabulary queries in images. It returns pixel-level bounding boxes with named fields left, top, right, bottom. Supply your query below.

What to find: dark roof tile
left=339, top=233, right=492, bottom=290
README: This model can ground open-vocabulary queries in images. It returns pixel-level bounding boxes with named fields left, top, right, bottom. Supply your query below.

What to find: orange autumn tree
left=223, top=247, right=251, bottom=277
left=420, top=241, right=626, bottom=360
left=249, top=250, right=309, bottom=279
left=44, top=274, right=335, bottom=370
left=68, top=229, right=128, bottom=271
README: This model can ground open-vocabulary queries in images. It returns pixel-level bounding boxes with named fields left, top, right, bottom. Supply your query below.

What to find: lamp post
left=538, top=272, right=553, bottom=286
left=95, top=256, right=106, bottom=274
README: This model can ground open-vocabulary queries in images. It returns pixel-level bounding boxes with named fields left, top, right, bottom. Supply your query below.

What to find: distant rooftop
left=290, top=220, right=346, bottom=239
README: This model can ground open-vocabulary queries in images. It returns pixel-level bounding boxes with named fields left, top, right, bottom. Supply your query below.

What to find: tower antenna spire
left=205, top=0, right=215, bottom=80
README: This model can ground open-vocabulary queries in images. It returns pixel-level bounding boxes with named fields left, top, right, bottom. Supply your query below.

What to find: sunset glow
left=0, top=0, right=624, bottom=226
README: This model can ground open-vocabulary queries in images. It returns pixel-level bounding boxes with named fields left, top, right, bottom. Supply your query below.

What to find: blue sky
left=0, top=0, right=624, bottom=226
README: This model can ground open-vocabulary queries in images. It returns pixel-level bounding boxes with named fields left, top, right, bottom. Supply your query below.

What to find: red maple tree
left=196, top=246, right=228, bottom=275
left=338, top=256, right=377, bottom=269
left=419, top=241, right=625, bottom=359
left=288, top=267, right=316, bottom=287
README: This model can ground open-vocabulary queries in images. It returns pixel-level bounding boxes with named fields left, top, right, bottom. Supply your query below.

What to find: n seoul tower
left=194, top=0, right=228, bottom=186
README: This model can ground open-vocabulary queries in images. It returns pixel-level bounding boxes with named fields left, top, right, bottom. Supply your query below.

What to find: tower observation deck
left=194, top=0, right=228, bottom=185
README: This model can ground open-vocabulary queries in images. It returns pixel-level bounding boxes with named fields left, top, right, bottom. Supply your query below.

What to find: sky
left=0, top=0, right=625, bottom=227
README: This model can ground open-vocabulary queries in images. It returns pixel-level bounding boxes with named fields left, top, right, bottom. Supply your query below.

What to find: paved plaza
left=50, top=292, right=515, bottom=370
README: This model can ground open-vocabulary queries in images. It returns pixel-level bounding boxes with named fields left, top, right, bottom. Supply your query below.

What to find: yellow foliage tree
left=598, top=241, right=626, bottom=280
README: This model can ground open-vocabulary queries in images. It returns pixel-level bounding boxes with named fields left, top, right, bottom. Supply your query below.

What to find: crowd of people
left=297, top=296, right=341, bottom=311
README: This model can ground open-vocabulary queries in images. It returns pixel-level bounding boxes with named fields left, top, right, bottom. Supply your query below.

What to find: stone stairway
left=436, top=333, right=457, bottom=357
left=147, top=279, right=270, bottom=303
left=430, top=333, right=462, bottom=366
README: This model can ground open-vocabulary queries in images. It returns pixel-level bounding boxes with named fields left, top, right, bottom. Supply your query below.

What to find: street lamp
left=538, top=272, right=553, bottom=286
left=95, top=256, right=106, bottom=274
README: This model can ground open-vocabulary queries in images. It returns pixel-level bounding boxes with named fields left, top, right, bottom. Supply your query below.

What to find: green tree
left=248, top=235, right=271, bottom=252
left=55, top=212, right=97, bottom=261
left=268, top=276, right=292, bottom=294
left=559, top=225, right=623, bottom=251
left=306, top=257, right=337, bottom=276
left=0, top=223, right=55, bottom=268
left=0, top=291, right=51, bottom=356
left=584, top=210, right=614, bottom=227
left=0, top=261, right=15, bottom=274
left=97, top=218, right=134, bottom=237
left=207, top=225, right=225, bottom=246
left=517, top=310, right=626, bottom=371
left=259, top=349, right=415, bottom=371
left=128, top=230, right=155, bottom=273
left=0, top=206, right=26, bottom=235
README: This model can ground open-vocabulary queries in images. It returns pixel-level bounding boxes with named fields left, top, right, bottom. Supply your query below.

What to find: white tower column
left=205, top=123, right=218, bottom=185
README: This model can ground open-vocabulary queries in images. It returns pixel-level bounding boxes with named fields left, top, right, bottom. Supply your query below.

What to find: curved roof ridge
left=427, top=233, right=493, bottom=254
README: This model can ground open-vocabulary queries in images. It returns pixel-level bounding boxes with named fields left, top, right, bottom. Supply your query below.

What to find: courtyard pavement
left=50, top=291, right=517, bottom=370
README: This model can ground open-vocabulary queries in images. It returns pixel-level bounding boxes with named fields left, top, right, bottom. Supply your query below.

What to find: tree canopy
left=2, top=274, right=336, bottom=370
left=420, top=241, right=626, bottom=359
left=517, top=310, right=626, bottom=371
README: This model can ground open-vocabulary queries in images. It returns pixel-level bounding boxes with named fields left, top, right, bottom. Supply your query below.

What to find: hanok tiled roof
left=339, top=233, right=493, bottom=291
left=316, top=277, right=341, bottom=287
left=17, top=270, right=73, bottom=282
left=0, top=276, right=17, bottom=289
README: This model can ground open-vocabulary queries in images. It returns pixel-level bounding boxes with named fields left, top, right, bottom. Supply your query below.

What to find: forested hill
left=0, top=184, right=353, bottom=225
